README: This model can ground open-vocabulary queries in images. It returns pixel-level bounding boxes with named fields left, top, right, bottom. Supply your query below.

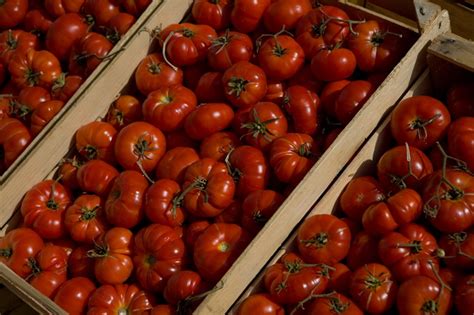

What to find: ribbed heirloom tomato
left=200, top=131, right=240, bottom=162
left=87, top=284, right=155, bottom=314
left=83, top=0, right=120, bottom=26
left=156, top=147, right=200, bottom=184
left=75, top=121, right=117, bottom=163
left=44, top=0, right=85, bottom=18
left=230, top=0, right=271, bottom=33
left=195, top=72, right=226, bottom=103
left=207, top=31, right=253, bottom=71
left=241, top=189, right=283, bottom=235
left=54, top=277, right=96, bottom=315
left=30, top=100, right=65, bottom=136
left=163, top=270, right=207, bottom=305
left=145, top=179, right=185, bottom=227
left=237, top=293, right=284, bottom=315
left=0, top=0, right=28, bottom=28
left=447, top=117, right=474, bottom=172
left=306, top=293, right=363, bottom=315
left=184, top=103, right=234, bottom=140
left=282, top=85, right=320, bottom=135
left=439, top=231, right=474, bottom=271
left=0, top=29, right=39, bottom=65
left=105, top=94, right=142, bottom=130
left=192, top=0, right=232, bottom=31
left=263, top=0, right=312, bottom=32
left=339, top=176, right=385, bottom=221
left=0, top=117, right=32, bottom=168
left=76, top=159, right=119, bottom=196
left=68, top=32, right=113, bottom=78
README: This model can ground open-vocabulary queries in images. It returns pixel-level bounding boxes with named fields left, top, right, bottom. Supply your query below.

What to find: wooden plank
left=194, top=9, right=451, bottom=315
left=428, top=32, right=474, bottom=72
left=230, top=69, right=435, bottom=313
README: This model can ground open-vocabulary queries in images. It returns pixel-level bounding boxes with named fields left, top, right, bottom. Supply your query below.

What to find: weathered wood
left=428, top=32, right=474, bottom=72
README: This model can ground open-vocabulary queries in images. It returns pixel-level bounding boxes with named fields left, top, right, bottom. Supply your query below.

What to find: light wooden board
left=428, top=32, right=474, bottom=72
left=194, top=8, right=451, bottom=315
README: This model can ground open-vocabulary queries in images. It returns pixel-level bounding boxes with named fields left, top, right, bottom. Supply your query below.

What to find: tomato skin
left=135, top=53, right=184, bottom=96
left=184, top=220, right=210, bottom=250
left=51, top=74, right=83, bottom=103
left=192, top=0, right=232, bottom=30
left=222, top=61, right=267, bottom=108
left=215, top=200, right=242, bottom=224
left=334, top=80, right=374, bottom=125
left=21, top=180, right=71, bottom=240
left=75, top=121, right=117, bottom=163
left=0, top=0, right=28, bottom=28
left=53, top=277, right=95, bottom=315
left=362, top=202, right=399, bottom=236
left=14, top=86, right=51, bottom=120
left=87, top=284, right=155, bottom=314
left=121, top=0, right=151, bottom=16
left=391, top=96, right=451, bottom=150
left=105, top=95, right=142, bottom=130
left=231, top=0, right=271, bottom=33
left=194, top=223, right=250, bottom=283
left=200, top=131, right=240, bottom=162
left=263, top=0, right=312, bottom=32
left=68, top=32, right=113, bottom=78
left=83, top=0, right=120, bottom=26
left=64, top=194, right=108, bottom=244
left=114, top=121, right=166, bottom=172
left=339, top=176, right=385, bottom=221
left=241, top=190, right=283, bottom=235
left=156, top=147, right=200, bottom=184
left=447, top=81, right=474, bottom=118
left=282, top=85, right=320, bottom=135
left=320, top=79, right=350, bottom=118
left=237, top=293, right=284, bottom=315
left=195, top=71, right=226, bottom=103
left=145, top=179, right=185, bottom=227
left=133, top=224, right=186, bottom=292
left=68, top=245, right=94, bottom=278
left=307, top=293, right=363, bottom=315
left=439, top=231, right=474, bottom=271
left=166, top=129, right=199, bottom=150
left=30, top=100, right=64, bottom=136
left=397, top=275, right=452, bottom=315
left=297, top=214, right=351, bottom=264
left=208, top=31, right=253, bottom=71
left=90, top=227, right=134, bottom=285
left=0, top=228, right=44, bottom=278
left=0, top=117, right=32, bottom=168
left=76, top=159, right=119, bottom=197
left=143, top=84, right=197, bottom=133
left=347, top=231, right=380, bottom=270
left=0, top=30, right=39, bottom=65
left=184, top=103, right=235, bottom=140
left=311, top=47, right=356, bottom=82
left=455, top=275, right=474, bottom=315
left=164, top=270, right=206, bottom=305
left=447, top=117, right=474, bottom=172
left=105, top=12, right=136, bottom=44
left=44, top=0, right=85, bottom=17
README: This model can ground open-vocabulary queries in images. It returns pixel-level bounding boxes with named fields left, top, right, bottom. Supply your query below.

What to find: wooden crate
left=0, top=1, right=451, bottom=314
left=229, top=32, right=474, bottom=314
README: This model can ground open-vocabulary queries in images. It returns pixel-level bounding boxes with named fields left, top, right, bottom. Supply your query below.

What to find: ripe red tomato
left=347, top=231, right=380, bottom=270
left=166, top=129, right=199, bottom=150
left=288, top=66, right=323, bottom=93
left=184, top=220, right=211, bottom=250
left=320, top=79, right=350, bottom=118
left=30, top=100, right=65, bottom=136
left=0, top=228, right=44, bottom=278
left=51, top=74, right=83, bottom=103
left=156, top=147, right=200, bottom=184
left=88, top=227, right=134, bottom=285
left=75, top=121, right=117, bottom=163
left=193, top=223, right=250, bottom=283
left=54, top=277, right=95, bottom=314
left=68, top=245, right=94, bottom=278
left=222, top=61, right=267, bottom=108
left=439, top=231, right=474, bottom=271
left=391, top=96, right=451, bottom=150
left=0, top=95, right=11, bottom=121
left=455, top=275, right=474, bottom=315
left=76, top=159, right=119, bottom=196
left=83, top=0, right=120, bottom=26
left=143, top=84, right=197, bottom=132
left=68, top=32, right=113, bottom=78
left=23, top=9, right=53, bottom=36
left=87, top=284, right=155, bottom=314
left=328, top=263, right=352, bottom=295
left=448, top=117, right=474, bottom=172
left=237, top=293, right=284, bottom=315
left=200, top=131, right=240, bottom=162
left=64, top=194, right=108, bottom=244
left=282, top=85, right=320, bottom=136
left=362, top=202, right=399, bottom=236
left=334, top=80, right=374, bottom=125
left=339, top=176, right=385, bottom=221
left=297, top=214, right=351, bottom=264
left=14, top=86, right=51, bottom=120
left=164, top=270, right=207, bottom=305
left=208, top=31, right=253, bottom=71
left=195, top=72, right=226, bottom=103
left=447, top=81, right=474, bottom=118
left=311, top=47, right=356, bottom=82
left=105, top=94, right=142, bottom=130
left=145, top=179, right=185, bottom=227
left=121, top=0, right=151, bottom=16
left=192, top=0, right=232, bottom=30
left=114, top=121, right=166, bottom=172
left=306, top=293, right=363, bottom=315
left=0, top=117, right=31, bottom=168
left=241, top=190, right=283, bottom=235
left=44, top=0, right=85, bottom=17
left=0, top=0, right=28, bottom=28
left=215, top=200, right=242, bottom=224
left=231, top=0, right=271, bottom=33
left=184, top=103, right=235, bottom=140
left=133, top=224, right=186, bottom=292
left=0, top=29, right=39, bottom=65
left=263, top=0, right=312, bottom=32
left=105, top=12, right=136, bottom=44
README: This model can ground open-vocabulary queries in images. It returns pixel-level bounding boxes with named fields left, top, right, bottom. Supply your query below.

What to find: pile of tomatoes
left=0, top=0, right=415, bottom=314
left=0, top=0, right=151, bottom=174
left=236, top=81, right=474, bottom=315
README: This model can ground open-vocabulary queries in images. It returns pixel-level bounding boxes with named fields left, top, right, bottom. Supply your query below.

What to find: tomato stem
left=241, top=108, right=280, bottom=142
left=171, top=177, right=208, bottom=217
left=252, top=210, right=266, bottom=224
left=87, top=244, right=109, bottom=258
left=0, top=248, right=12, bottom=258
left=80, top=206, right=99, bottom=221
left=409, top=113, right=441, bottom=140
left=47, top=182, right=59, bottom=211
left=224, top=148, right=243, bottom=183
left=447, top=232, right=474, bottom=261
left=81, top=144, right=98, bottom=160
left=396, top=240, right=423, bottom=253
left=300, top=232, right=329, bottom=248
left=51, top=73, right=67, bottom=92
left=176, top=281, right=224, bottom=314
left=210, top=29, right=233, bottom=55
left=227, top=77, right=249, bottom=97
left=255, top=26, right=292, bottom=53
left=290, top=290, right=337, bottom=315
left=161, top=31, right=179, bottom=72
left=6, top=30, right=17, bottom=50
left=26, top=257, right=41, bottom=277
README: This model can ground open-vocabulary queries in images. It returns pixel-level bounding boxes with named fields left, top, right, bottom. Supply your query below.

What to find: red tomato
left=391, top=96, right=451, bottom=150
left=156, top=147, right=200, bottom=184
left=0, top=228, right=44, bottom=278
left=320, top=79, right=350, bottom=118
left=183, top=62, right=208, bottom=90
left=121, top=0, right=151, bottom=15
left=64, top=194, right=108, bottom=244
left=0, top=95, right=11, bottom=121
left=105, top=12, right=136, bottom=44
left=231, top=0, right=271, bottom=33
left=166, top=129, right=199, bottom=150
left=439, top=231, right=474, bottom=271
left=105, top=94, right=142, bottom=130
left=30, top=100, right=65, bottom=136
left=0, top=117, right=31, bottom=168
left=0, top=0, right=28, bottom=28
left=263, top=0, right=312, bottom=32
left=241, top=190, right=283, bottom=235
left=282, top=85, right=320, bottom=135
left=23, top=9, right=53, bottom=36
left=263, top=81, right=286, bottom=104
left=297, top=214, right=351, bottom=264
left=194, top=223, right=250, bottom=283
left=448, top=117, right=474, bottom=172
left=0, top=29, right=39, bottom=65
left=339, top=176, right=385, bottom=221
left=311, top=47, right=356, bottom=82
left=306, top=293, right=363, bottom=315
left=455, top=275, right=474, bottom=315
left=68, top=245, right=94, bottom=278
left=192, top=0, right=232, bottom=30
left=13, top=86, right=51, bottom=120
left=447, top=81, right=474, bottom=118
left=75, top=121, right=117, bottom=163
left=88, top=227, right=134, bottom=285
left=200, top=131, right=241, bottom=162
left=328, top=263, right=352, bottom=295
left=68, top=32, right=113, bottom=78
left=145, top=179, right=185, bottom=227
left=44, top=0, right=84, bottom=17
left=56, top=157, right=82, bottom=193
left=83, top=0, right=120, bottom=26
left=164, top=270, right=207, bottom=305
left=114, top=121, right=166, bottom=172
left=347, top=231, right=380, bottom=270
left=133, top=224, right=186, bottom=292
left=184, top=220, right=210, bottom=250
left=287, top=66, right=323, bottom=93
left=87, top=284, right=155, bottom=314
left=21, top=180, right=71, bottom=240
left=51, top=73, right=83, bottom=103
left=54, top=277, right=95, bottom=315
left=195, top=72, right=226, bottom=103
left=76, top=159, right=119, bottom=196
left=215, top=200, right=242, bottom=224
left=184, top=103, right=235, bottom=140
left=362, top=202, right=398, bottom=236
left=208, top=31, right=253, bottom=71
left=334, top=80, right=374, bottom=125
left=143, top=84, right=197, bottom=132
left=237, top=293, right=284, bottom=315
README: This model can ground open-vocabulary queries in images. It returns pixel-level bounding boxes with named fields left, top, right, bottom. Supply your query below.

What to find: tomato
left=362, top=202, right=398, bottom=236
left=105, top=12, right=136, bottom=44
left=68, top=32, right=113, bottom=78
left=377, top=145, right=433, bottom=193
left=297, top=214, right=351, bottom=264
left=64, top=194, right=108, bottom=244
left=455, top=275, right=474, bottom=315
left=346, top=231, right=380, bottom=270
left=296, top=6, right=350, bottom=59
left=447, top=81, right=474, bottom=118
left=106, top=95, right=142, bottom=130
left=0, top=95, right=11, bottom=121
left=132, top=224, right=186, bottom=292
left=241, top=190, right=283, bottom=235
left=21, top=180, right=71, bottom=240
left=200, top=131, right=240, bottom=162
left=327, top=263, right=352, bottom=296
left=76, top=159, right=119, bottom=196
left=51, top=73, right=83, bottom=102
left=226, top=145, right=269, bottom=197
left=30, top=100, right=64, bottom=136
left=378, top=223, right=439, bottom=282
left=222, top=61, right=267, bottom=108
left=194, top=223, right=250, bottom=283
left=237, top=293, right=284, bottom=315
left=448, top=117, right=474, bottom=172
left=44, top=0, right=84, bottom=17
left=155, top=147, right=199, bottom=184
left=334, top=80, right=374, bottom=125
left=306, top=293, right=363, bottom=315
left=45, top=13, right=90, bottom=61
left=135, top=53, right=184, bottom=96
left=320, top=79, right=350, bottom=119
left=236, top=102, right=288, bottom=151
left=143, top=84, right=197, bottom=132
left=0, top=0, right=28, bottom=28
left=439, top=231, right=474, bottom=271
left=391, top=96, right=451, bottom=150
left=54, top=277, right=95, bottom=315
left=9, top=49, right=62, bottom=89
left=87, top=284, right=155, bottom=314
left=349, top=263, right=398, bottom=313
left=288, top=66, right=323, bottom=94
left=75, top=121, right=117, bottom=163
left=88, top=227, right=133, bottom=285
left=339, top=176, right=385, bottom=221
left=164, top=270, right=207, bottom=305
left=182, top=158, right=235, bottom=217
left=195, top=72, right=226, bottom=103
left=25, top=244, right=67, bottom=298
left=83, top=0, right=120, bottom=26
left=23, top=9, right=53, bottom=37
left=192, top=0, right=232, bottom=30
left=397, top=275, right=452, bottom=315
left=258, top=35, right=305, bottom=81
left=68, top=245, right=94, bottom=278
left=263, top=81, right=286, bottom=104
left=311, top=47, right=356, bottom=82
left=0, top=117, right=31, bottom=169
left=144, top=179, right=185, bottom=227
left=269, top=133, right=318, bottom=184
left=114, top=121, right=166, bottom=172
left=282, top=85, right=320, bottom=136
left=0, top=228, right=44, bottom=278
left=215, top=200, right=242, bottom=224
left=231, top=0, right=271, bottom=33
left=423, top=169, right=474, bottom=233
left=122, top=0, right=151, bottom=15
left=166, top=129, right=199, bottom=150
left=150, top=305, right=176, bottom=315
left=0, top=30, right=39, bottom=66
left=184, top=220, right=210, bottom=250
left=183, top=61, right=209, bottom=90
left=13, top=86, right=51, bottom=120
left=160, top=23, right=217, bottom=67
left=184, top=103, right=234, bottom=140
left=263, top=0, right=311, bottom=32
left=208, top=31, right=253, bottom=71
